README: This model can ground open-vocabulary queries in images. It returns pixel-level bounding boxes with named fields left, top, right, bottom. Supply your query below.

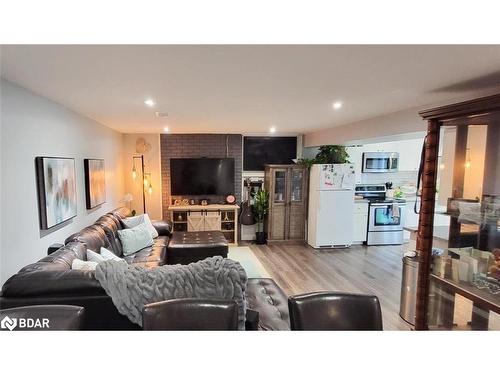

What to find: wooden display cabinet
left=264, top=164, right=308, bottom=242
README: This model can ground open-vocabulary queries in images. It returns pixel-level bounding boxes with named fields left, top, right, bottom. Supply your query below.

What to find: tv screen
left=170, top=158, right=235, bottom=196
left=243, top=136, right=297, bottom=171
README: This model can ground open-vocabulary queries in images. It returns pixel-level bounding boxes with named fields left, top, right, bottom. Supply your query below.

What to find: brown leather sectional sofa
left=0, top=207, right=291, bottom=330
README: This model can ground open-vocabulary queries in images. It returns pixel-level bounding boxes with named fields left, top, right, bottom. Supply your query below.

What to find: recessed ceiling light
left=163, top=126, right=169, bottom=132
left=144, top=99, right=155, bottom=107
left=270, top=126, right=276, bottom=133
left=332, top=101, right=343, bottom=110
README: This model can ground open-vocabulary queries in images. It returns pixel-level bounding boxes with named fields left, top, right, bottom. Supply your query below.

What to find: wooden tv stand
left=168, top=204, right=240, bottom=245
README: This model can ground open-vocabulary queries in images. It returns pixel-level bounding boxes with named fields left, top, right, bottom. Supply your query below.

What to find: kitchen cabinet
left=353, top=200, right=369, bottom=243
left=264, top=164, right=308, bottom=241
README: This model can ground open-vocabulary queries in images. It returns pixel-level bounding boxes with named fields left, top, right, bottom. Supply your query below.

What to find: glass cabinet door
left=274, top=170, right=286, bottom=203
left=291, top=169, right=304, bottom=202
left=427, top=123, right=500, bottom=330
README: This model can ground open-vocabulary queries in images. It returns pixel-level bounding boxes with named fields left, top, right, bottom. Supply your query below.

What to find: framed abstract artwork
left=35, top=157, right=77, bottom=229
left=84, top=158, right=106, bottom=209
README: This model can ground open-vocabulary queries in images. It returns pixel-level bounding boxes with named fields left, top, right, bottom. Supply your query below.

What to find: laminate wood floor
left=248, top=241, right=413, bottom=330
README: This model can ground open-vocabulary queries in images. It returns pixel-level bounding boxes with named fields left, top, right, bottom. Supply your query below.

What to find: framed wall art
left=35, top=157, right=77, bottom=229
left=84, top=158, right=106, bottom=209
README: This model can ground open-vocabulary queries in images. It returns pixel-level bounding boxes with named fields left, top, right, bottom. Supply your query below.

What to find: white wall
left=122, top=134, right=162, bottom=220
left=304, top=108, right=426, bottom=147
left=0, top=80, right=125, bottom=284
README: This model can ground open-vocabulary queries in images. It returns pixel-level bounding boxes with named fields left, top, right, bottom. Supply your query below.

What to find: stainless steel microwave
left=362, top=152, right=399, bottom=173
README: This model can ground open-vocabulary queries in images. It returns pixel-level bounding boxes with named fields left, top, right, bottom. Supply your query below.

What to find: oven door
left=362, top=152, right=399, bottom=173
left=368, top=203, right=405, bottom=232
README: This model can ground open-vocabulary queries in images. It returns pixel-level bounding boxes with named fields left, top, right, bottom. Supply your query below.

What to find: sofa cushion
left=110, top=207, right=132, bottom=220
left=123, top=236, right=168, bottom=265
left=245, top=278, right=290, bottom=331
left=94, top=214, right=124, bottom=256
left=65, top=224, right=110, bottom=252
left=19, top=242, right=86, bottom=273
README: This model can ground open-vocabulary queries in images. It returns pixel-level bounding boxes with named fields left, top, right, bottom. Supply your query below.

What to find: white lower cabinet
left=353, top=201, right=369, bottom=243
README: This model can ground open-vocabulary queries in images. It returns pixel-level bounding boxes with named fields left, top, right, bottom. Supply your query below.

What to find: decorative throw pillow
left=121, top=214, right=159, bottom=238
left=86, top=249, right=105, bottom=263
left=100, top=247, right=125, bottom=262
left=87, top=248, right=125, bottom=263
left=117, top=222, right=154, bottom=256
left=71, top=259, right=99, bottom=271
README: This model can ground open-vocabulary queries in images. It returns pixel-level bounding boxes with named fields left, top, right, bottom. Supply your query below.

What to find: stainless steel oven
left=362, top=152, right=399, bottom=173
left=367, top=201, right=406, bottom=245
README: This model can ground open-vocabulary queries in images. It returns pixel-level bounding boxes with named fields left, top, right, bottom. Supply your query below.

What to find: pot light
left=163, top=126, right=169, bottom=132
left=332, top=101, right=343, bottom=110
left=270, top=126, right=276, bottom=133
left=144, top=99, right=155, bottom=107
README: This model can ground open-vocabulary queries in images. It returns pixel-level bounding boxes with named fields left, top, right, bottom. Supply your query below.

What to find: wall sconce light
left=132, top=165, right=137, bottom=179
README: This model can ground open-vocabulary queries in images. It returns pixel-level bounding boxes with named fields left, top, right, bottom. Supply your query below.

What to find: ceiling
left=2, top=45, right=500, bottom=134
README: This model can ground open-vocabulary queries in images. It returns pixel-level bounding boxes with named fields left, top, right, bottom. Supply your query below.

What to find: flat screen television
left=170, top=158, right=235, bottom=196
left=243, top=136, right=297, bottom=171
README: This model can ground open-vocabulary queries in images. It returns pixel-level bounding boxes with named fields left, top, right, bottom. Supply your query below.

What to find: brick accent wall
left=160, top=134, right=243, bottom=219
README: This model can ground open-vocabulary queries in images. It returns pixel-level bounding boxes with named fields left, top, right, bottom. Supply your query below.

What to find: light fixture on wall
left=132, top=155, right=147, bottom=214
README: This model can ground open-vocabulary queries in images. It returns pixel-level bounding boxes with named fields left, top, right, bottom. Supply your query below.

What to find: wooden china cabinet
left=415, top=94, right=500, bottom=330
left=264, top=164, right=308, bottom=242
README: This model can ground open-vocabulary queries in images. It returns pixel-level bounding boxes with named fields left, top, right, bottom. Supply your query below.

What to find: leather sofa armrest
left=1, top=269, right=104, bottom=298
left=152, top=220, right=173, bottom=237
left=47, top=243, right=64, bottom=255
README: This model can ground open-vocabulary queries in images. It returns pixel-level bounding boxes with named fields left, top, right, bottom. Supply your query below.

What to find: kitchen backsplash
left=360, top=170, right=418, bottom=188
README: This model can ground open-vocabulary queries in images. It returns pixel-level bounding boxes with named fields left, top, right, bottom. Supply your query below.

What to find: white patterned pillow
left=71, top=259, right=99, bottom=271
left=121, top=214, right=159, bottom=238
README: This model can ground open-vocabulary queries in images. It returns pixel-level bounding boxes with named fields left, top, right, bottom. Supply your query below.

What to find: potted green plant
left=252, top=189, right=269, bottom=245
left=297, top=145, right=350, bottom=167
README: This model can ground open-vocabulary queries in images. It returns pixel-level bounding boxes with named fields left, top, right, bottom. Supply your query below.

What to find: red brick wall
left=160, top=134, right=243, bottom=219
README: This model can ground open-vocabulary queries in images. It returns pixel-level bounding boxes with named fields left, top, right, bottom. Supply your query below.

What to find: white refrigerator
left=307, top=164, right=355, bottom=248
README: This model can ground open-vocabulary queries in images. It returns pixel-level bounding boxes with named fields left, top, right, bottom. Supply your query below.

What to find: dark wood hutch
left=415, top=94, right=500, bottom=330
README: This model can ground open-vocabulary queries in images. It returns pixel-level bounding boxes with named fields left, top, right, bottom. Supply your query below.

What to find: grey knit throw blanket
left=95, top=256, right=248, bottom=330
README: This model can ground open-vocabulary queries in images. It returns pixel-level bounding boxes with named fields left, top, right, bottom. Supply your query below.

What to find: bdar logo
left=1, top=316, right=18, bottom=331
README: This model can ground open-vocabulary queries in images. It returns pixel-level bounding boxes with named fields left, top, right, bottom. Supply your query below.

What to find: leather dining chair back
left=288, top=292, right=383, bottom=330
left=142, top=298, right=238, bottom=330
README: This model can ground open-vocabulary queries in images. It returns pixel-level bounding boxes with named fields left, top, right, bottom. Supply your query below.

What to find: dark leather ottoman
left=246, top=278, right=290, bottom=330
left=167, top=231, right=228, bottom=265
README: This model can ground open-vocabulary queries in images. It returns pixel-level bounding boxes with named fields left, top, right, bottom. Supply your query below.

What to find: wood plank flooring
left=248, top=241, right=413, bottom=330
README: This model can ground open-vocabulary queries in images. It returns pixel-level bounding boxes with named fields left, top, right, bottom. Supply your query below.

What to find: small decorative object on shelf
left=225, top=194, right=236, bottom=204
left=472, top=273, right=500, bottom=295
left=201, top=199, right=209, bottom=206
